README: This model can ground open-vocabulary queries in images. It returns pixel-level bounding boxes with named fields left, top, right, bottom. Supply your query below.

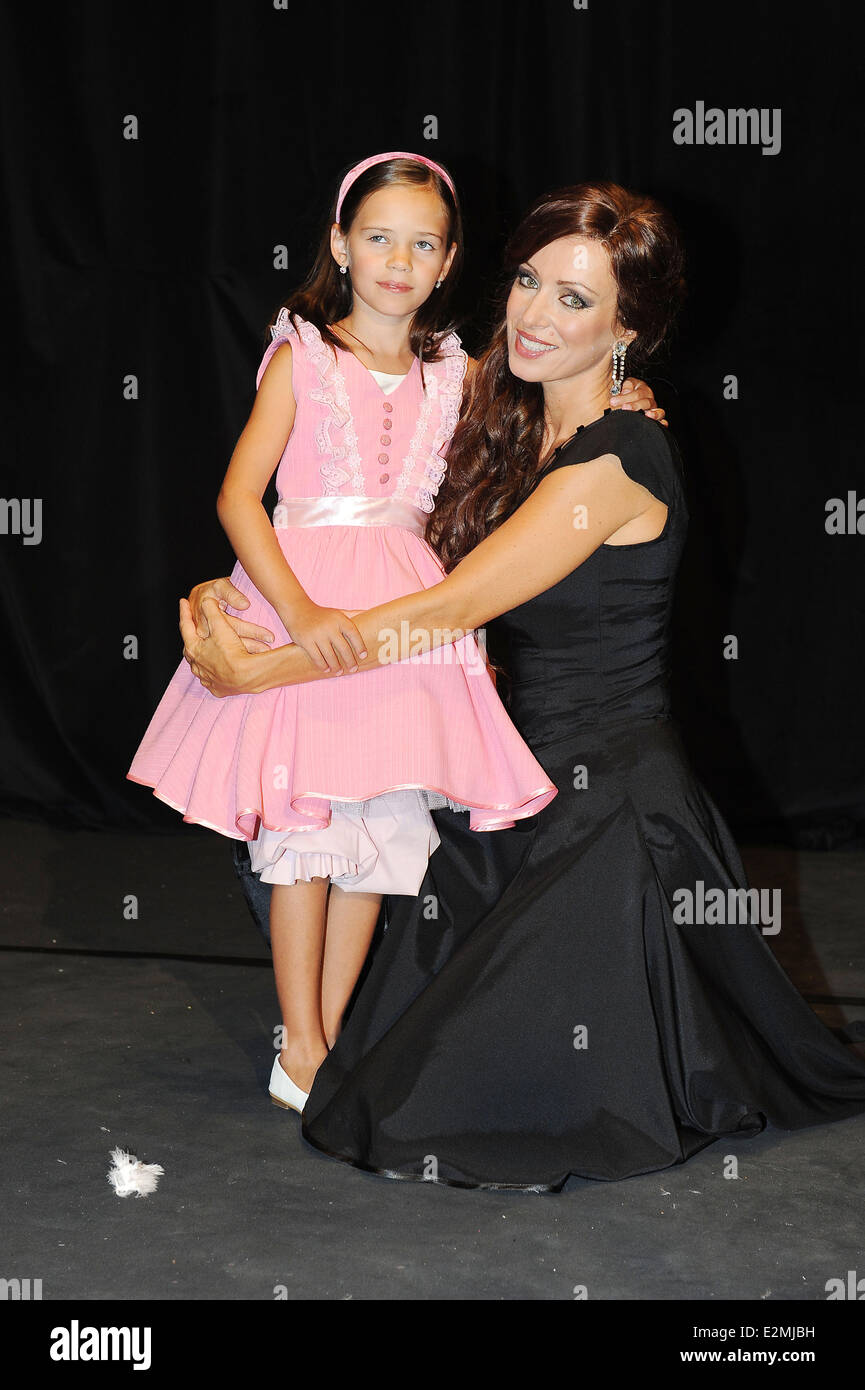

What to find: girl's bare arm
left=215, top=343, right=306, bottom=624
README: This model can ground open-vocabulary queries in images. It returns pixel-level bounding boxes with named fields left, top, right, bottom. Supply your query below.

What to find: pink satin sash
left=273, top=496, right=428, bottom=537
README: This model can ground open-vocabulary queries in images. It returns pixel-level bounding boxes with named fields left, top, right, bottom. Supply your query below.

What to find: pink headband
left=335, top=150, right=456, bottom=222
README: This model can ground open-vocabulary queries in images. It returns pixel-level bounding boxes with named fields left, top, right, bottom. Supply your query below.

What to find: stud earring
left=611, top=340, right=628, bottom=395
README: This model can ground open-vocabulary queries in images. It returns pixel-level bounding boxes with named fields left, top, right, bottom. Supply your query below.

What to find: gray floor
left=1, top=817, right=863, bottom=1301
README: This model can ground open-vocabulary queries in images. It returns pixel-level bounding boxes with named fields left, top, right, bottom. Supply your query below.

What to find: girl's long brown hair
left=426, top=181, right=686, bottom=571
left=267, top=157, right=464, bottom=366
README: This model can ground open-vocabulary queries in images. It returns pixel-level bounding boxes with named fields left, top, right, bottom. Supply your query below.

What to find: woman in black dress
left=181, top=182, right=865, bottom=1189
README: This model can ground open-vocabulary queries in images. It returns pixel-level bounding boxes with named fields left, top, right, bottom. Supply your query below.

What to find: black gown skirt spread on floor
left=300, top=409, right=865, bottom=1189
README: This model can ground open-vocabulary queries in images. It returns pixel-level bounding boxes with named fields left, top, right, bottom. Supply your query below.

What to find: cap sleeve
left=255, top=306, right=297, bottom=390
left=542, top=411, right=681, bottom=509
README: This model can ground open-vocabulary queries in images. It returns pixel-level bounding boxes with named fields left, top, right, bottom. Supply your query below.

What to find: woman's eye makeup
left=516, top=269, right=589, bottom=310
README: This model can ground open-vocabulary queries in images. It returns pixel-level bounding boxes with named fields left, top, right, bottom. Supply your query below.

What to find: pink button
left=378, top=453, right=389, bottom=464
left=382, top=402, right=393, bottom=412
left=381, top=420, right=391, bottom=429
left=379, top=473, right=389, bottom=483
left=380, top=434, right=391, bottom=445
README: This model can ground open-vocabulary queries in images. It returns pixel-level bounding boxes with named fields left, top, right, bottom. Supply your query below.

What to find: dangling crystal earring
left=611, top=340, right=628, bottom=395
left=339, top=263, right=348, bottom=275
left=435, top=278, right=443, bottom=288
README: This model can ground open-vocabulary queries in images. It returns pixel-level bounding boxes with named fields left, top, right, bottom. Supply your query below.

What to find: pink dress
left=127, top=311, right=558, bottom=895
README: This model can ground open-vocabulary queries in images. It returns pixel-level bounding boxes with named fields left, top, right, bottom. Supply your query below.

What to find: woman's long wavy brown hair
left=426, top=181, right=685, bottom=571
left=266, top=156, right=464, bottom=368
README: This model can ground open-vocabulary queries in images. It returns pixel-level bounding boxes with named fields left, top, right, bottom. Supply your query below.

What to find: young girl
left=128, top=151, right=568, bottom=1113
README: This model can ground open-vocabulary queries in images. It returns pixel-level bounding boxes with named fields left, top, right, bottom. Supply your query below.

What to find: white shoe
left=269, top=1053, right=309, bottom=1114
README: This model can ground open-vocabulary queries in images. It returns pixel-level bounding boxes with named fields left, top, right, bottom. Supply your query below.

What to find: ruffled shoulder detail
left=392, top=331, right=467, bottom=512
left=255, top=307, right=306, bottom=390
left=268, top=309, right=338, bottom=377
left=266, top=311, right=363, bottom=495
left=432, top=328, right=464, bottom=357
left=269, top=307, right=328, bottom=357
left=268, top=305, right=295, bottom=342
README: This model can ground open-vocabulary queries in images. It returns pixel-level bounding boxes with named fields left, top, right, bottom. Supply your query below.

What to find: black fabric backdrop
left=1, top=1, right=861, bottom=845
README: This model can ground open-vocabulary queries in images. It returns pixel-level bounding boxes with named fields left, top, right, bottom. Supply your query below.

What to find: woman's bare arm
left=180, top=363, right=662, bottom=656
left=180, top=451, right=665, bottom=696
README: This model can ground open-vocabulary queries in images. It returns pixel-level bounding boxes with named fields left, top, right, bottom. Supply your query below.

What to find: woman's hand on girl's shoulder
left=610, top=377, right=668, bottom=427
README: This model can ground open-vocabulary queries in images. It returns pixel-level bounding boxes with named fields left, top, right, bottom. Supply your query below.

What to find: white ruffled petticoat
left=248, top=787, right=470, bottom=896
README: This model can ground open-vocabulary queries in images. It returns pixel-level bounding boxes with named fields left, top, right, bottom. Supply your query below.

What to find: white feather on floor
left=106, top=1146, right=164, bottom=1198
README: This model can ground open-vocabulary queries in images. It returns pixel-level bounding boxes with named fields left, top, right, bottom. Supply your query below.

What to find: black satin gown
left=297, top=408, right=865, bottom=1190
